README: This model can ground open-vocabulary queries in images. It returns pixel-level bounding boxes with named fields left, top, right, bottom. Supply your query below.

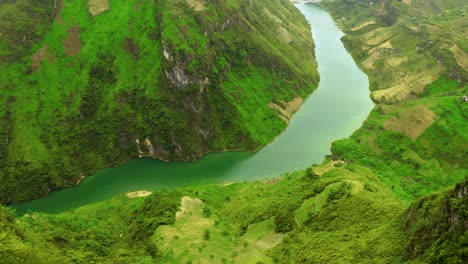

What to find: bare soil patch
left=63, top=24, right=81, bottom=56
left=155, top=195, right=224, bottom=262
left=31, top=45, right=54, bottom=71
left=88, top=0, right=110, bottom=16
left=251, top=233, right=285, bottom=250
left=313, top=161, right=345, bottom=176
left=54, top=0, right=64, bottom=25
left=264, top=8, right=283, bottom=24
left=269, top=97, right=303, bottom=124
left=362, top=49, right=381, bottom=69
left=387, top=56, right=408, bottom=67
left=277, top=26, right=292, bottom=44
left=218, top=182, right=234, bottom=187
left=123, top=37, right=139, bottom=60
left=351, top=21, right=377, bottom=31
left=126, top=191, right=152, bottom=198
left=364, top=27, right=392, bottom=46
left=176, top=196, right=204, bottom=219
left=186, top=0, right=206, bottom=11
left=450, top=44, right=468, bottom=72
left=372, top=66, right=443, bottom=103
left=379, top=40, right=393, bottom=49
left=383, top=105, right=437, bottom=140
left=263, top=178, right=282, bottom=185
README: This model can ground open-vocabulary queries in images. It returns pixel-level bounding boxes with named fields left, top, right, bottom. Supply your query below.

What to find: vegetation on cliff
left=1, top=168, right=466, bottom=263
left=322, top=0, right=467, bottom=201
left=0, top=0, right=318, bottom=204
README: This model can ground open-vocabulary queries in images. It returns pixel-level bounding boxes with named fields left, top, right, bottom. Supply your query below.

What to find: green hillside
left=0, top=0, right=318, bottom=204
left=319, top=0, right=467, bottom=199
left=1, top=167, right=466, bottom=263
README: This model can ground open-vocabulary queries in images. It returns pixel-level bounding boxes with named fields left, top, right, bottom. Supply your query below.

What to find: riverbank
left=0, top=0, right=319, bottom=205
left=12, top=4, right=373, bottom=214
left=319, top=0, right=467, bottom=200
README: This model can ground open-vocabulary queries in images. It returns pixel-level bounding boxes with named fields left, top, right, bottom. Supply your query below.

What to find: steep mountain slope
left=1, top=168, right=466, bottom=263
left=321, top=0, right=467, bottom=200
left=322, top=0, right=467, bottom=102
left=403, top=179, right=468, bottom=263
left=0, top=0, right=318, bottom=203
left=271, top=176, right=468, bottom=263
left=271, top=0, right=468, bottom=261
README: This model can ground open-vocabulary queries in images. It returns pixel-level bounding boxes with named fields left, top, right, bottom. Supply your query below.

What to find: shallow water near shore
left=13, top=4, right=374, bottom=214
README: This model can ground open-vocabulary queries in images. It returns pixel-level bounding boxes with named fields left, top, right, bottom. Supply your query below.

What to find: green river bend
left=14, top=4, right=374, bottom=214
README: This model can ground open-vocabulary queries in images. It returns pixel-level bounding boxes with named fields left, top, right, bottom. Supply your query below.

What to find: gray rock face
left=144, top=137, right=155, bottom=156
left=163, top=45, right=173, bottom=62
left=165, top=66, right=190, bottom=89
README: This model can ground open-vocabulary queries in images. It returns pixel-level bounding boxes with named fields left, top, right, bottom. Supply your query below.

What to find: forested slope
left=0, top=169, right=466, bottom=263
left=0, top=0, right=318, bottom=203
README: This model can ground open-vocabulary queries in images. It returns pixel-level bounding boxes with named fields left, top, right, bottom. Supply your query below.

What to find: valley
left=0, top=0, right=319, bottom=204
left=0, top=0, right=467, bottom=263
left=13, top=4, right=373, bottom=214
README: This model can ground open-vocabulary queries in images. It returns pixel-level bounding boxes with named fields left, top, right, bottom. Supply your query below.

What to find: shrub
left=274, top=209, right=296, bottom=233
left=327, top=182, right=351, bottom=203
left=203, top=230, right=210, bottom=241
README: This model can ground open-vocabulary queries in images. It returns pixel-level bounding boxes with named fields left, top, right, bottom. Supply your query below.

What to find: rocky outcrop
left=164, top=66, right=190, bottom=89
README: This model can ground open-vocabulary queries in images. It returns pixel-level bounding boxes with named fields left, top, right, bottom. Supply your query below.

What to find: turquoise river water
left=14, top=4, right=374, bottom=214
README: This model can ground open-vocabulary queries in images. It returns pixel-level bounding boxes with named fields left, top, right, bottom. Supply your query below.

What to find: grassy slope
left=0, top=166, right=407, bottom=263
left=1, top=167, right=465, bottom=263
left=271, top=0, right=468, bottom=260
left=321, top=0, right=468, bottom=201
left=0, top=0, right=318, bottom=204
left=0, top=191, right=181, bottom=263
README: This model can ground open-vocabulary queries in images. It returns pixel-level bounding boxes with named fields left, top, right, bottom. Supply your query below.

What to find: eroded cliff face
left=0, top=0, right=318, bottom=203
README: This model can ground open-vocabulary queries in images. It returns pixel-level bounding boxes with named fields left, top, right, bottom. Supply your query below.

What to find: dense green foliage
left=271, top=165, right=407, bottom=263
left=1, top=166, right=465, bottom=263
left=0, top=0, right=318, bottom=204
left=403, top=180, right=468, bottom=263
left=127, top=191, right=181, bottom=257
left=0, top=191, right=182, bottom=263
left=0, top=0, right=56, bottom=62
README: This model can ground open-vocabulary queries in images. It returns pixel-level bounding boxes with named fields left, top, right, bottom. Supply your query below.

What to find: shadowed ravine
left=14, top=4, right=374, bottom=214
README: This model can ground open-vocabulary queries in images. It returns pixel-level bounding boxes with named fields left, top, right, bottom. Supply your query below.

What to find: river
left=13, top=4, right=374, bottom=214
